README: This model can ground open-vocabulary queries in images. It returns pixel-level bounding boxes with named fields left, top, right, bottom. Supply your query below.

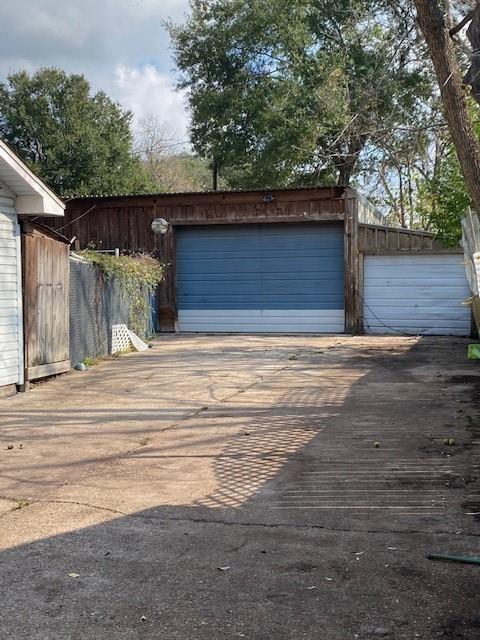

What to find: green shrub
left=79, top=251, right=165, bottom=336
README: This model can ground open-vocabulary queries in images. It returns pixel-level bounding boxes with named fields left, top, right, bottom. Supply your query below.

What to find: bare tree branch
left=449, top=8, right=476, bottom=38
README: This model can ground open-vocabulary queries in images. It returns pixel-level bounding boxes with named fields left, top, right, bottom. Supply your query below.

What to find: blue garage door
left=176, top=223, right=344, bottom=333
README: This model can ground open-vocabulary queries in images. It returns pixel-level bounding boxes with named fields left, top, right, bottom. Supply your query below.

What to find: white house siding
left=0, top=192, right=23, bottom=387
left=364, top=254, right=471, bottom=336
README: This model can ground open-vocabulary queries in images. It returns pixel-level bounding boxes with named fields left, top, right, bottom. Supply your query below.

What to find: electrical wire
left=359, top=291, right=421, bottom=336
left=55, top=204, right=98, bottom=232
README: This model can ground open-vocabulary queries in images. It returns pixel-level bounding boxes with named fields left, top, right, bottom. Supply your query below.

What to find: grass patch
left=83, top=356, right=99, bottom=367
left=13, top=499, right=30, bottom=510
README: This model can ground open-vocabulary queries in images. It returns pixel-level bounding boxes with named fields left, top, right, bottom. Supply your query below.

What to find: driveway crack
left=122, top=349, right=302, bottom=459
left=8, top=498, right=480, bottom=538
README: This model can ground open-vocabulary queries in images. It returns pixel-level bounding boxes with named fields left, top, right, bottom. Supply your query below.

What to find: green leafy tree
left=0, top=68, right=154, bottom=196
left=416, top=105, right=479, bottom=245
left=170, top=0, right=431, bottom=188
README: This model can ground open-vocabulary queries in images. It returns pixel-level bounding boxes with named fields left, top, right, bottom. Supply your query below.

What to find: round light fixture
left=151, top=218, right=169, bottom=235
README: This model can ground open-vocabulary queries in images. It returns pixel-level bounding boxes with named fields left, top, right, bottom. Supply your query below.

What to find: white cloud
left=0, top=0, right=192, bottom=145
left=114, top=64, right=190, bottom=145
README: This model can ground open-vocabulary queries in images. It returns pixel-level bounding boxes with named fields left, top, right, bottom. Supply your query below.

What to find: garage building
left=49, top=187, right=473, bottom=337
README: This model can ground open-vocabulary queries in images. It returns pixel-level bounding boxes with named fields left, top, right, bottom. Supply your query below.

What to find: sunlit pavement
left=0, top=335, right=479, bottom=639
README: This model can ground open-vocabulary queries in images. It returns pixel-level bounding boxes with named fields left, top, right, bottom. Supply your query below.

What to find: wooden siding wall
left=344, top=192, right=361, bottom=333
left=22, top=224, right=70, bottom=381
left=49, top=188, right=346, bottom=251
left=47, top=188, right=347, bottom=331
left=358, top=224, right=450, bottom=253
left=39, top=191, right=461, bottom=336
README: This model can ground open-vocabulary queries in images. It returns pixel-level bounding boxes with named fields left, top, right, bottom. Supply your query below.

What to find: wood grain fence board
left=22, top=223, right=70, bottom=380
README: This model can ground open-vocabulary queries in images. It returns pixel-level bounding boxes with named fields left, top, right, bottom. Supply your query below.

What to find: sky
left=0, top=0, right=191, bottom=144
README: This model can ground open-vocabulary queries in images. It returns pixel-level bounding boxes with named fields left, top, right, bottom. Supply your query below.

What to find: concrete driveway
left=0, top=335, right=479, bottom=639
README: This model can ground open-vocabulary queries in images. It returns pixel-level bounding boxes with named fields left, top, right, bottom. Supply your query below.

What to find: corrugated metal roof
left=64, top=185, right=344, bottom=202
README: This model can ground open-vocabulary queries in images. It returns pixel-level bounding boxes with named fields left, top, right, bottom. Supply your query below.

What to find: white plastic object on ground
left=461, top=211, right=480, bottom=296
left=111, top=324, right=149, bottom=354
left=474, top=251, right=480, bottom=294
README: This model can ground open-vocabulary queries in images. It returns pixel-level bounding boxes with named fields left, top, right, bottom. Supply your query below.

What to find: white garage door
left=0, top=198, right=23, bottom=387
left=364, top=254, right=471, bottom=336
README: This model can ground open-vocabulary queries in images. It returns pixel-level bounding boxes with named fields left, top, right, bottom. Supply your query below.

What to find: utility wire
left=55, top=204, right=98, bottom=232
left=359, top=291, right=421, bottom=336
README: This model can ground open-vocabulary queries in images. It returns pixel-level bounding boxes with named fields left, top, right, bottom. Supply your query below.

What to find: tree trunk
left=464, top=8, right=480, bottom=103
left=414, top=0, right=480, bottom=213
left=335, top=135, right=367, bottom=187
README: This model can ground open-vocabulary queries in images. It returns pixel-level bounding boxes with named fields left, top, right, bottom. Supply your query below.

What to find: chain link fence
left=69, top=256, right=155, bottom=367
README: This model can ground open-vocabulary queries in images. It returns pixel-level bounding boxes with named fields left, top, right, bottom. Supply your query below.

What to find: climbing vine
left=79, top=251, right=165, bottom=336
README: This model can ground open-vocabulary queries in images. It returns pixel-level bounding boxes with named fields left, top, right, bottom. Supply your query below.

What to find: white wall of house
left=0, top=184, right=23, bottom=388
left=0, top=140, right=64, bottom=393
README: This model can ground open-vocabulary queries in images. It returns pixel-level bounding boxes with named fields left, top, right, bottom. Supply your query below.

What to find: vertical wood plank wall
left=46, top=188, right=347, bottom=332
left=22, top=225, right=71, bottom=380
left=40, top=188, right=444, bottom=336
left=344, top=191, right=361, bottom=333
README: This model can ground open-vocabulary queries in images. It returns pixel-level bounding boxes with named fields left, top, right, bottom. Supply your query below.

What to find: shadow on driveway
left=1, top=335, right=480, bottom=639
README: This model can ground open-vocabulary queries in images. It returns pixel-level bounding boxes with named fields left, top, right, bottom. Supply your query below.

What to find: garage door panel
left=364, top=254, right=464, bottom=264
left=177, top=257, right=343, bottom=275
left=179, top=299, right=345, bottom=311
left=364, top=299, right=468, bottom=309
left=364, top=254, right=471, bottom=336
left=176, top=225, right=343, bottom=238
left=365, top=306, right=469, bottom=319
left=177, top=240, right=344, bottom=254
left=178, top=310, right=345, bottom=333
left=365, top=285, right=469, bottom=299
left=178, top=279, right=344, bottom=298
left=365, top=314, right=470, bottom=326
left=178, top=272, right=344, bottom=283
left=366, top=320, right=469, bottom=332
left=366, top=272, right=468, bottom=282
left=176, top=223, right=344, bottom=333
left=365, top=326, right=467, bottom=336
left=177, top=293, right=345, bottom=306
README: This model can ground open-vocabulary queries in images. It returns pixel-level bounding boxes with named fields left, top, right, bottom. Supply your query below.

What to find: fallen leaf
left=68, top=572, right=80, bottom=578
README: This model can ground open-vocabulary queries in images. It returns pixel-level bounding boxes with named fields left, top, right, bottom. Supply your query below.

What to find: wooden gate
left=22, top=222, right=70, bottom=381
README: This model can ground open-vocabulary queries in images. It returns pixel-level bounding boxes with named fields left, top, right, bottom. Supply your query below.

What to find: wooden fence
left=21, top=223, right=70, bottom=381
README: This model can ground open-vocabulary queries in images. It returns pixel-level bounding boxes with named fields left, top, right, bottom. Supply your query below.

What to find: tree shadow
left=1, top=336, right=480, bottom=639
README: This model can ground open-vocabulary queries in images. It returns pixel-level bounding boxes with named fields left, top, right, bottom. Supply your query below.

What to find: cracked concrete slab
left=0, top=335, right=479, bottom=639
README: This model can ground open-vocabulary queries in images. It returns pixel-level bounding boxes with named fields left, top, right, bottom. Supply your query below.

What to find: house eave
left=0, top=140, right=65, bottom=217
left=16, top=194, right=65, bottom=217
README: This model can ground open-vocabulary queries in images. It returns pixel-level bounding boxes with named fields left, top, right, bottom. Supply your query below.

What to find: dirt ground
left=0, top=335, right=479, bottom=640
